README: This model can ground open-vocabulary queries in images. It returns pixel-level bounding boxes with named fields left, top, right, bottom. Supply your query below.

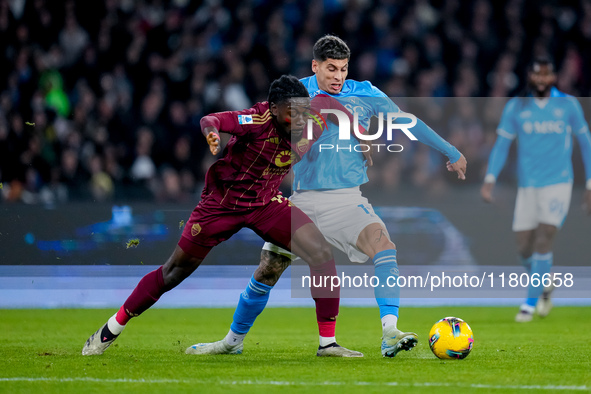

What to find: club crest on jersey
left=238, top=115, right=253, bottom=124
left=296, top=138, right=310, bottom=153
left=191, top=224, right=202, bottom=236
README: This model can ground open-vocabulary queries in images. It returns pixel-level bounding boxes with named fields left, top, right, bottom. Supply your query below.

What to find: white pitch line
left=0, top=377, right=588, bottom=391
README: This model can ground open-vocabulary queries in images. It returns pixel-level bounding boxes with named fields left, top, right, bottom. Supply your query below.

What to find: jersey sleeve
left=484, top=134, right=513, bottom=182
left=410, top=119, right=462, bottom=163
left=496, top=99, right=519, bottom=140
left=484, top=99, right=519, bottom=181
left=370, top=84, right=400, bottom=115
left=369, top=84, right=460, bottom=162
left=200, top=104, right=269, bottom=137
left=568, top=97, right=589, bottom=136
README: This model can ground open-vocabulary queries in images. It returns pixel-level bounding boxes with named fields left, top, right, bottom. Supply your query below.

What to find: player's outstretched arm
left=568, top=98, right=591, bottom=214
left=481, top=135, right=513, bottom=203
left=446, top=153, right=467, bottom=180
left=199, top=108, right=253, bottom=156
left=396, top=116, right=466, bottom=177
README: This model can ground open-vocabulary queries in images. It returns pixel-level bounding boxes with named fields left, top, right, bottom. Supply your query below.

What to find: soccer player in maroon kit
left=82, top=75, right=358, bottom=356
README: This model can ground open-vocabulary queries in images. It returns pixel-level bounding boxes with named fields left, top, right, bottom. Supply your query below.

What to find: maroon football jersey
left=199, top=102, right=311, bottom=209
left=199, top=96, right=361, bottom=209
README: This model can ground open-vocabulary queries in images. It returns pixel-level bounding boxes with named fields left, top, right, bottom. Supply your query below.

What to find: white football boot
left=186, top=339, right=243, bottom=355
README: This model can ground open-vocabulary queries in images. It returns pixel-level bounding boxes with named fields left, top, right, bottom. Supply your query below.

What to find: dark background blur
left=0, top=0, right=590, bottom=269
left=1, top=0, right=591, bottom=205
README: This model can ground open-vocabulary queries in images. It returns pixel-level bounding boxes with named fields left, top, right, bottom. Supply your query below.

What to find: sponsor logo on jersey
left=274, top=150, right=294, bottom=167
left=262, top=167, right=290, bottom=176
left=522, top=120, right=566, bottom=134
left=265, top=137, right=280, bottom=144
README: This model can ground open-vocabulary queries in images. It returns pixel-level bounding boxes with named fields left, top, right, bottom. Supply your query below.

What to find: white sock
left=319, top=336, right=336, bottom=347
left=107, top=313, right=126, bottom=336
left=381, top=314, right=398, bottom=332
left=224, top=329, right=246, bottom=346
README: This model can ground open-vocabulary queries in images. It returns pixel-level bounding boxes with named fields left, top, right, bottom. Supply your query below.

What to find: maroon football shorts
left=178, top=195, right=312, bottom=259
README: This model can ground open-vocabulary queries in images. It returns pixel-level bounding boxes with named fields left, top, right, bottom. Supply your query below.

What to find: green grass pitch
left=1, top=306, right=590, bottom=393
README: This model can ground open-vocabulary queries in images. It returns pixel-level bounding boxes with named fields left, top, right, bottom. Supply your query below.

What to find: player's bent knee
left=308, top=242, right=332, bottom=265
left=256, top=251, right=291, bottom=284
left=162, top=248, right=203, bottom=290
left=384, top=241, right=396, bottom=251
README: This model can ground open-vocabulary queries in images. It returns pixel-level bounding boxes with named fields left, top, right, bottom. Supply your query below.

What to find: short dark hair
left=313, top=35, right=350, bottom=62
left=528, top=56, right=555, bottom=72
left=268, top=75, right=309, bottom=105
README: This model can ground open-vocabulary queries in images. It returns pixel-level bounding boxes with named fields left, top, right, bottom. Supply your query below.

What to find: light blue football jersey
left=493, top=87, right=589, bottom=188
left=294, top=75, right=460, bottom=190
left=293, top=76, right=399, bottom=190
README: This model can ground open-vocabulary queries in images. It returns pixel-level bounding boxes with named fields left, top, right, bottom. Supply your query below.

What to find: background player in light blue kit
left=188, top=35, right=467, bottom=357
left=481, top=57, right=591, bottom=322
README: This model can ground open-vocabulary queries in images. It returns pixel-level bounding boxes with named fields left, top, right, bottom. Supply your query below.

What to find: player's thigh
left=537, top=183, right=572, bottom=229
left=317, top=194, right=385, bottom=263
left=178, top=198, right=247, bottom=259
left=289, top=192, right=318, bottom=226
left=512, top=187, right=538, bottom=232
left=248, top=197, right=314, bottom=252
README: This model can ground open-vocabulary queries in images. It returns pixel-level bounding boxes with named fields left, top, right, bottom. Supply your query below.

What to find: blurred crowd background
left=1, top=0, right=590, bottom=205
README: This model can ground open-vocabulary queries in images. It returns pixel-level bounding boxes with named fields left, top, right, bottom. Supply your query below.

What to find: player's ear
left=270, top=102, right=278, bottom=117
left=312, top=59, right=318, bottom=73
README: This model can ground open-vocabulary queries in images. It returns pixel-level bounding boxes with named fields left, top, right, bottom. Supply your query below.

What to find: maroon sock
left=309, top=259, right=340, bottom=324
left=115, top=305, right=130, bottom=325
left=121, top=266, right=165, bottom=320
left=317, top=320, right=336, bottom=337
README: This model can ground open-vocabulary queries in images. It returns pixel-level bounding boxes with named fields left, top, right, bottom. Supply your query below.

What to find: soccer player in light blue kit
left=481, top=57, right=591, bottom=322
left=188, top=35, right=467, bottom=357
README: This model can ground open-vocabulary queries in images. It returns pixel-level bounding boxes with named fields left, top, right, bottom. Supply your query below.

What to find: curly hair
left=313, top=35, right=351, bottom=62
left=267, top=75, right=309, bottom=105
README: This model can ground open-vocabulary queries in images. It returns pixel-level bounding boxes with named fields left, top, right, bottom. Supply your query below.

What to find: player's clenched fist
left=206, top=131, right=220, bottom=155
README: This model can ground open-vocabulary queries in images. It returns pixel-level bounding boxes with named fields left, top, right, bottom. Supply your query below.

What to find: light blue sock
left=230, top=275, right=273, bottom=334
left=373, top=249, right=400, bottom=318
left=521, top=255, right=533, bottom=272
left=525, top=252, right=553, bottom=308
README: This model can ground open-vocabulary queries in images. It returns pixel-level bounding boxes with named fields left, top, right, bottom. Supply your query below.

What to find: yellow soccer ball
left=428, top=317, right=474, bottom=359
